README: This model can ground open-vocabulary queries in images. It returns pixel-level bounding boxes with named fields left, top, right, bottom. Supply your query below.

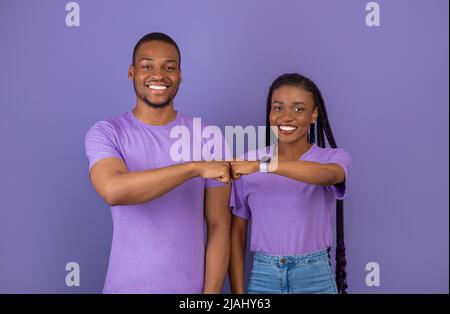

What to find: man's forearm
left=105, top=162, right=199, bottom=206
left=203, top=224, right=230, bottom=293
left=229, top=230, right=246, bottom=294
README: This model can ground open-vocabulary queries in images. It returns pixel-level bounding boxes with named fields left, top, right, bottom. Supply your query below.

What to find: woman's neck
left=276, top=139, right=312, bottom=161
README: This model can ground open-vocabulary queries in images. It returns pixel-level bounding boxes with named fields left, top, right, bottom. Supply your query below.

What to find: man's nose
left=150, top=68, right=165, bottom=80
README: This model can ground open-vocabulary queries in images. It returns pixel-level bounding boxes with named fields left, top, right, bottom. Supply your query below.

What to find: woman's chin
left=277, top=132, right=312, bottom=145
left=277, top=137, right=302, bottom=145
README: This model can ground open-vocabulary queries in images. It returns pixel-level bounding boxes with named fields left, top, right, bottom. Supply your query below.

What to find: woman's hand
left=230, top=161, right=259, bottom=180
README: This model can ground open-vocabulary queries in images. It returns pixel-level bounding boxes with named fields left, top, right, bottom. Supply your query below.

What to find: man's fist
left=196, top=161, right=231, bottom=183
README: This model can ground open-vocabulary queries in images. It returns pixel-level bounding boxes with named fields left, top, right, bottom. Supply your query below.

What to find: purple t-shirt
left=85, top=111, right=223, bottom=293
left=232, top=144, right=352, bottom=256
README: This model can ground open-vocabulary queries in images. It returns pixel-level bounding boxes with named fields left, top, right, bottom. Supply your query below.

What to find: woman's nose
left=279, top=113, right=295, bottom=123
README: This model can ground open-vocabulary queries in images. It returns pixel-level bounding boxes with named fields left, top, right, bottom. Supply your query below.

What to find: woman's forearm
left=269, top=161, right=345, bottom=185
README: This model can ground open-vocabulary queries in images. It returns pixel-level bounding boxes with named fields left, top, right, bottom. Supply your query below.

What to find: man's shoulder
left=104, top=111, right=131, bottom=127
left=174, top=111, right=216, bottom=129
left=86, top=111, right=131, bottom=137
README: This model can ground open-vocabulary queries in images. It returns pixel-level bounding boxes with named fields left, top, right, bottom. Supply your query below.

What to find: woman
left=229, top=73, right=352, bottom=294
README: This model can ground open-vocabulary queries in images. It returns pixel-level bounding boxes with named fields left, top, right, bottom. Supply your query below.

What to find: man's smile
left=145, top=82, right=170, bottom=95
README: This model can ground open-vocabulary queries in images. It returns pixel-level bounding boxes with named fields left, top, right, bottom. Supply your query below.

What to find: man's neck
left=132, top=102, right=177, bottom=126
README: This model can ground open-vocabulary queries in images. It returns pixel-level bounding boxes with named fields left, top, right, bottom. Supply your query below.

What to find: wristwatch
left=259, top=156, right=271, bottom=173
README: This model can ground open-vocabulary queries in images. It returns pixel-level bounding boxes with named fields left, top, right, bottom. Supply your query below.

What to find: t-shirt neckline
left=266, top=143, right=317, bottom=160
left=299, top=143, right=317, bottom=160
left=128, top=110, right=182, bottom=129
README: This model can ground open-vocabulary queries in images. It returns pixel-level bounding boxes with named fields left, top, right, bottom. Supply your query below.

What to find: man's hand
left=229, top=161, right=259, bottom=180
left=195, top=161, right=231, bottom=183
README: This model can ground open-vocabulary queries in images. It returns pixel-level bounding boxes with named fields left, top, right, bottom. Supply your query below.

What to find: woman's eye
left=273, top=106, right=282, bottom=111
left=294, top=108, right=304, bottom=112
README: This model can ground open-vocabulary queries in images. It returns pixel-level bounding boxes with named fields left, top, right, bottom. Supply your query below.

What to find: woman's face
left=269, top=85, right=318, bottom=145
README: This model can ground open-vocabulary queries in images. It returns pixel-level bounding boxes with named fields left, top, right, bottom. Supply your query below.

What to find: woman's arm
left=230, top=160, right=346, bottom=186
left=269, top=161, right=346, bottom=186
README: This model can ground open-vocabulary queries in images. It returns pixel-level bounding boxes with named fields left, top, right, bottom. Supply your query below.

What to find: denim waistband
left=253, top=248, right=330, bottom=266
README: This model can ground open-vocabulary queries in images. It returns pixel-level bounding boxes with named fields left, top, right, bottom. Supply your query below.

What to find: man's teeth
left=279, top=125, right=297, bottom=131
left=148, top=85, right=167, bottom=90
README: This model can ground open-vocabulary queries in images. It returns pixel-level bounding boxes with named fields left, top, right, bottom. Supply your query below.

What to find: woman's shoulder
left=307, top=144, right=352, bottom=163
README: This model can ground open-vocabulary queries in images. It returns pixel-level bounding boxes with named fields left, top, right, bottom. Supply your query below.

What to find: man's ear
left=179, top=70, right=183, bottom=84
left=128, top=65, right=134, bottom=80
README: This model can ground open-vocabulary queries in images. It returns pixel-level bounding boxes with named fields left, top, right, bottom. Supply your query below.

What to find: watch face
left=260, top=156, right=270, bottom=163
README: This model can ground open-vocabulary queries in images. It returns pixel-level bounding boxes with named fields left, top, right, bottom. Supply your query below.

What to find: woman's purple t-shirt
left=85, top=111, right=223, bottom=293
left=232, top=144, right=352, bottom=256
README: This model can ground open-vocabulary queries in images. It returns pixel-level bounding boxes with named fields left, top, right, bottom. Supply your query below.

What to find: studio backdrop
left=0, top=0, right=448, bottom=293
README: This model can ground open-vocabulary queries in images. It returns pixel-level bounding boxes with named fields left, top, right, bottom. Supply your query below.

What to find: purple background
left=0, top=0, right=448, bottom=293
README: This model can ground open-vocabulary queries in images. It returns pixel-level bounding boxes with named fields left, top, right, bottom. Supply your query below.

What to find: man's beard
left=140, top=94, right=173, bottom=109
left=134, top=81, right=179, bottom=109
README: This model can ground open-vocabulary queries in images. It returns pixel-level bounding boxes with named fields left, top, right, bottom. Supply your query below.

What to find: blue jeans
left=247, top=248, right=338, bottom=294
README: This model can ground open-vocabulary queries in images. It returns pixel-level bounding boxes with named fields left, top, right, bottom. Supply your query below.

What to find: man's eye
left=166, top=67, right=176, bottom=71
left=143, top=65, right=153, bottom=70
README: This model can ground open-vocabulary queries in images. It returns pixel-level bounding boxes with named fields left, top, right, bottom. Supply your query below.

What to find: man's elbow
left=102, top=192, right=118, bottom=206
left=101, top=183, right=123, bottom=206
left=207, top=218, right=231, bottom=235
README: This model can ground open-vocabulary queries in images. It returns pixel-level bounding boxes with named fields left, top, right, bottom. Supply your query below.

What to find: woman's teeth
left=279, top=125, right=297, bottom=131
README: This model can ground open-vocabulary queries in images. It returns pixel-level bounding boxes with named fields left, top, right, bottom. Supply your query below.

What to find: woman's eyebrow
left=272, top=100, right=284, bottom=105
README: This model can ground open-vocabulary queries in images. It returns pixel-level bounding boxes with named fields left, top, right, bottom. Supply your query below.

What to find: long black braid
left=265, top=73, right=348, bottom=294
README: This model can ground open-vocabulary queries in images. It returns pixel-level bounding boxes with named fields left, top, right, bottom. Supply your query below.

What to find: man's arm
left=203, top=184, right=232, bottom=294
left=89, top=157, right=230, bottom=206
left=229, top=215, right=248, bottom=294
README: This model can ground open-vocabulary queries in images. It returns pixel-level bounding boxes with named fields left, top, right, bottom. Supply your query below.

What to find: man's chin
left=143, top=98, right=171, bottom=109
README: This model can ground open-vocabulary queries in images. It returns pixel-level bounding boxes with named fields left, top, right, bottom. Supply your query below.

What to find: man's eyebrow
left=139, top=57, right=178, bottom=64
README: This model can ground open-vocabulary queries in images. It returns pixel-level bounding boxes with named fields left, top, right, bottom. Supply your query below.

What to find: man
left=85, top=32, right=231, bottom=293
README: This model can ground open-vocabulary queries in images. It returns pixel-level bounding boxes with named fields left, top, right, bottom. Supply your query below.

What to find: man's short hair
left=132, top=32, right=181, bottom=68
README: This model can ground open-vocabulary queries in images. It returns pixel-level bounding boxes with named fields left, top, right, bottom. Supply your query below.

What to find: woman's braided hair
left=265, top=73, right=348, bottom=293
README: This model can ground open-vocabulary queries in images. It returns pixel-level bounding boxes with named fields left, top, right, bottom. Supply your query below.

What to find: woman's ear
left=311, top=106, right=319, bottom=123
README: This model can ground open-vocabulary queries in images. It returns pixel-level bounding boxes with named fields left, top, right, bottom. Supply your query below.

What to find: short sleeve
left=326, top=148, right=352, bottom=200
left=85, top=121, right=123, bottom=171
left=231, top=178, right=251, bottom=220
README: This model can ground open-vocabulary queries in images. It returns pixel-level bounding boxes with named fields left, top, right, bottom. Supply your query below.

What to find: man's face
left=129, top=41, right=182, bottom=109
